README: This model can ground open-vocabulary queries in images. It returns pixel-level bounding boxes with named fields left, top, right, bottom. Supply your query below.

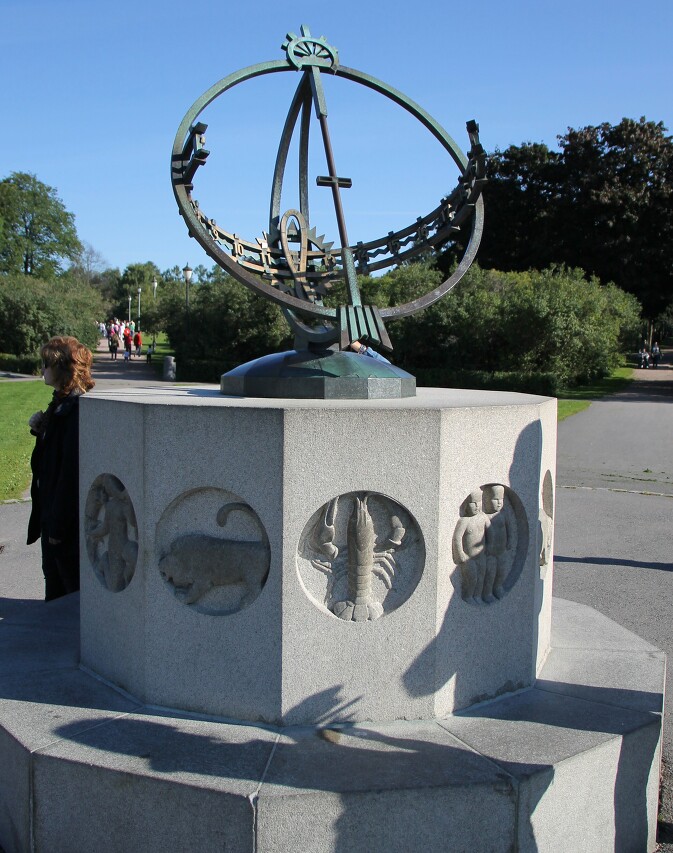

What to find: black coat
left=27, top=393, right=81, bottom=547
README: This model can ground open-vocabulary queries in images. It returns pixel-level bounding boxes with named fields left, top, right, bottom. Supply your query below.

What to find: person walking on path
left=652, top=341, right=661, bottom=368
left=26, top=336, right=95, bottom=600
left=109, top=330, right=120, bottom=360
left=133, top=330, right=142, bottom=357
left=122, top=326, right=133, bottom=357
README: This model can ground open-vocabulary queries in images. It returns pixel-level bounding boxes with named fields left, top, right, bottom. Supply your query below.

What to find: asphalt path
left=553, top=354, right=673, bottom=848
left=1, top=345, right=671, bottom=847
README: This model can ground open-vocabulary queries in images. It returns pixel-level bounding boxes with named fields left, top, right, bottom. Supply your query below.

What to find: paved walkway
left=553, top=352, right=673, bottom=849
left=89, top=337, right=166, bottom=388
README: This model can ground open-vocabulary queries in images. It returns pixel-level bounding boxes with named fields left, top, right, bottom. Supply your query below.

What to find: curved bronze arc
left=333, top=65, right=468, bottom=171
left=172, top=60, right=337, bottom=321
left=382, top=195, right=484, bottom=320
left=171, top=58, right=482, bottom=325
left=269, top=75, right=312, bottom=237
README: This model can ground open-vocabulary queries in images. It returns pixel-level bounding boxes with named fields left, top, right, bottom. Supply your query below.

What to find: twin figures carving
left=452, top=485, right=512, bottom=605
left=84, top=475, right=550, bottom=620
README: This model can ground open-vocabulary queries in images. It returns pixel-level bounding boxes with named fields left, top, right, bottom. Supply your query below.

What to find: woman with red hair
left=27, top=336, right=95, bottom=600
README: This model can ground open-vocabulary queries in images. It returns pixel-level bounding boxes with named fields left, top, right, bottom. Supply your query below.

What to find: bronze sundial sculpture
left=171, top=26, right=485, bottom=398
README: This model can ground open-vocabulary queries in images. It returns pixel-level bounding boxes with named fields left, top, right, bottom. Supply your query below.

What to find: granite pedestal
left=77, top=387, right=557, bottom=725
left=0, top=386, right=663, bottom=852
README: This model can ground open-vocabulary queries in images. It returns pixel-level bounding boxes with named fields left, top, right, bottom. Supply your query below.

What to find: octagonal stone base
left=0, top=597, right=662, bottom=853
left=77, top=387, right=557, bottom=725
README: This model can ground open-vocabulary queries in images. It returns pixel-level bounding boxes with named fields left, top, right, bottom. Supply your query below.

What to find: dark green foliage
left=0, top=274, right=103, bottom=356
left=0, top=353, right=41, bottom=374
left=164, top=256, right=639, bottom=390
left=415, top=368, right=560, bottom=397
left=478, top=118, right=673, bottom=318
left=106, top=261, right=162, bottom=323
left=0, top=172, right=82, bottom=278
left=163, top=267, right=292, bottom=367
left=386, top=263, right=640, bottom=387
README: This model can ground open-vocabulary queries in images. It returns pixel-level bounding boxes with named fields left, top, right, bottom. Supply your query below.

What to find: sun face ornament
left=171, top=25, right=485, bottom=399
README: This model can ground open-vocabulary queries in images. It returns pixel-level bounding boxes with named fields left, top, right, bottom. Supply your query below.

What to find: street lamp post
left=137, top=286, right=142, bottom=332
left=152, top=277, right=158, bottom=348
left=183, top=264, right=193, bottom=336
left=127, top=294, right=131, bottom=323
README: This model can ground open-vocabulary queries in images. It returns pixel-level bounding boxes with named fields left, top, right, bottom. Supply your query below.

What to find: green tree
left=472, top=142, right=561, bottom=273
left=109, top=262, right=162, bottom=324
left=164, top=266, right=291, bottom=371
left=478, top=119, right=673, bottom=318
left=0, top=274, right=102, bottom=356
left=0, top=172, right=82, bottom=278
left=387, top=264, right=640, bottom=385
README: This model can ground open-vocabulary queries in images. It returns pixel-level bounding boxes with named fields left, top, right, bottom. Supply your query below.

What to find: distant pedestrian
left=109, top=332, right=120, bottom=360
left=26, top=336, right=95, bottom=600
left=133, top=330, right=142, bottom=357
left=652, top=342, right=661, bottom=368
left=123, top=326, right=133, bottom=358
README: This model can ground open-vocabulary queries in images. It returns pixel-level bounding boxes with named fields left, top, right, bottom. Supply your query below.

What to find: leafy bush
left=0, top=353, right=41, bottom=375
left=161, top=258, right=640, bottom=390
left=0, top=273, right=102, bottom=355
left=415, top=368, right=560, bottom=396
left=175, top=358, right=239, bottom=383
left=388, top=263, right=641, bottom=386
left=164, top=269, right=292, bottom=368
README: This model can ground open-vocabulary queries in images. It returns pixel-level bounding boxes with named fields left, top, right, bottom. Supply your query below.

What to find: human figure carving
left=452, top=490, right=488, bottom=603
left=88, top=475, right=138, bottom=591
left=482, top=484, right=512, bottom=601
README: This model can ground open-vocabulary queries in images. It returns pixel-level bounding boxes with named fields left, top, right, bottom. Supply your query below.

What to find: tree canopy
left=0, top=274, right=102, bottom=356
left=477, top=118, right=673, bottom=318
left=0, top=172, right=82, bottom=278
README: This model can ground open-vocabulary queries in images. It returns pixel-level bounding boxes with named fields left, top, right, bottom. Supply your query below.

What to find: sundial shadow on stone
left=171, top=25, right=486, bottom=399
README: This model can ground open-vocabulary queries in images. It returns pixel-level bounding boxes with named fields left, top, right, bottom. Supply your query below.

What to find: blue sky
left=1, top=0, right=671, bottom=275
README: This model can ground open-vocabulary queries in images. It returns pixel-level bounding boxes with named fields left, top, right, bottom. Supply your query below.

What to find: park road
left=553, top=353, right=673, bottom=848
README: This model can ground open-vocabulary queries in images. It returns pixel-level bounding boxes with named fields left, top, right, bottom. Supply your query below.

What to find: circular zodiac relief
left=297, top=492, right=424, bottom=622
left=85, top=474, right=138, bottom=592
left=156, top=488, right=270, bottom=616
left=452, top=484, right=529, bottom=605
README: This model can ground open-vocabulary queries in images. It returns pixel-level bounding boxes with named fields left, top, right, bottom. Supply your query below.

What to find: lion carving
left=159, top=502, right=269, bottom=608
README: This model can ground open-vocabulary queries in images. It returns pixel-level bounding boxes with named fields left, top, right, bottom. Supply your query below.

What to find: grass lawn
left=147, top=332, right=174, bottom=378
left=0, top=380, right=52, bottom=501
left=557, top=364, right=633, bottom=422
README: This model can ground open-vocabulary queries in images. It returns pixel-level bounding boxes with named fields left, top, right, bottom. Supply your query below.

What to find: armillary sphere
left=171, top=25, right=486, bottom=355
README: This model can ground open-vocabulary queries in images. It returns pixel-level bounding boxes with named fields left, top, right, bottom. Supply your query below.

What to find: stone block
left=256, top=722, right=516, bottom=853
left=0, top=597, right=663, bottom=853
left=0, top=668, right=140, bottom=853
left=79, top=387, right=556, bottom=724
left=32, top=713, right=278, bottom=853
left=439, top=686, right=661, bottom=852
